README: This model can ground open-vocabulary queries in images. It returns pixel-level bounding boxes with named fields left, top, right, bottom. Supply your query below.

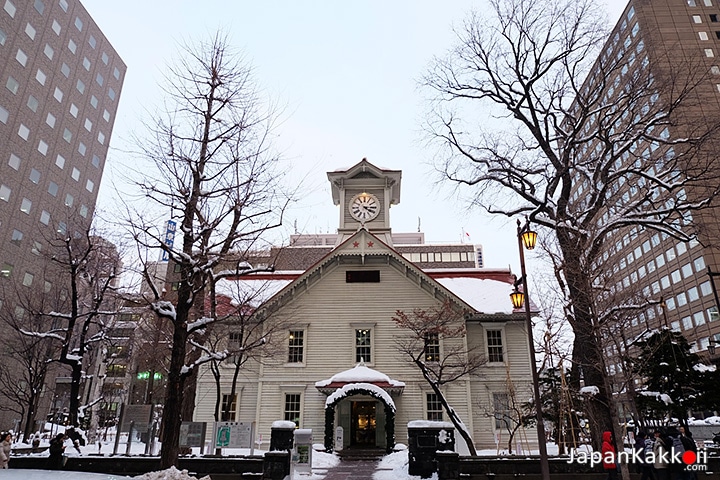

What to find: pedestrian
left=678, top=427, right=697, bottom=480
left=601, top=430, right=619, bottom=480
left=666, top=427, right=685, bottom=480
left=653, top=429, right=670, bottom=480
left=635, top=431, right=656, bottom=480
left=0, top=432, right=11, bottom=469
left=47, top=432, right=67, bottom=470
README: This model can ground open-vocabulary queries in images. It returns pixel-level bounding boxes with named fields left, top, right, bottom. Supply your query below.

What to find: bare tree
left=424, top=0, right=720, bottom=452
left=393, top=301, right=486, bottom=456
left=13, top=226, right=121, bottom=430
left=0, top=313, right=56, bottom=441
left=125, top=33, right=290, bottom=468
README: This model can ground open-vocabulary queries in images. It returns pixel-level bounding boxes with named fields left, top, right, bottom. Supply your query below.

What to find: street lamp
left=511, top=219, right=550, bottom=480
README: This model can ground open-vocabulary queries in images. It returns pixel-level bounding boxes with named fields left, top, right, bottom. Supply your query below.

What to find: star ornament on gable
left=353, top=241, right=360, bottom=248
left=367, top=241, right=374, bottom=247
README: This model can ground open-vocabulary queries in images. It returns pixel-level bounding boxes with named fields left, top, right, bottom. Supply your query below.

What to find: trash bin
left=407, top=421, right=456, bottom=478
left=270, top=420, right=296, bottom=451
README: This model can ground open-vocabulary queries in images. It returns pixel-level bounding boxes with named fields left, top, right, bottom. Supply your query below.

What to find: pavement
left=322, top=459, right=380, bottom=480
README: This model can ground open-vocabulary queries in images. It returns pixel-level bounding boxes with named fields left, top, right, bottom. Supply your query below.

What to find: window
left=29, top=168, right=40, bottom=183
left=82, top=57, right=90, bottom=70
left=4, top=0, right=16, bottom=17
left=671, top=269, right=682, bottom=284
left=705, top=49, right=715, bottom=57
left=55, top=154, right=65, bottom=169
left=9, top=153, right=20, bottom=170
left=61, top=63, right=70, bottom=77
left=92, top=155, right=100, bottom=168
left=25, top=22, right=36, bottom=39
left=40, top=210, right=50, bottom=225
left=76, top=79, right=85, bottom=94
left=102, top=52, right=109, bottom=64
left=75, top=16, right=83, bottom=31
left=78, top=142, right=86, bottom=156
left=96, top=73, right=104, bottom=86
left=356, top=329, right=371, bottom=363
left=0, top=263, right=13, bottom=277
left=52, top=19, right=60, bottom=34
left=79, top=205, right=88, bottom=218
left=20, top=198, right=32, bottom=214
left=0, top=184, right=10, bottom=201
left=65, top=193, right=73, bottom=207
left=59, top=0, right=68, bottom=11
left=90, top=95, right=98, bottom=108
left=288, top=330, right=304, bottom=363
left=694, top=15, right=703, bottom=22
left=106, top=364, right=127, bottom=377
left=85, top=179, right=94, bottom=192
left=71, top=167, right=80, bottom=180
left=63, top=128, right=72, bottom=143
left=46, top=113, right=55, bottom=128
left=16, top=48, right=28, bottom=66
left=103, top=109, right=110, bottom=122
left=6, top=76, right=19, bottom=94
left=27, top=95, right=39, bottom=112
left=108, top=87, right=116, bottom=100
left=424, top=332, right=440, bottom=362
left=346, top=270, right=380, bottom=282
left=284, top=393, right=301, bottom=426
left=493, top=393, right=511, bottom=430
left=221, top=394, right=237, bottom=421
left=48, top=181, right=58, bottom=196
left=0, top=105, right=7, bottom=123
left=18, top=124, right=29, bottom=140
left=11, top=229, right=23, bottom=245
left=88, top=35, right=96, bottom=49
left=700, top=31, right=709, bottom=40
left=22, top=272, right=33, bottom=287
left=68, top=39, right=76, bottom=54
left=487, top=329, right=504, bottom=362
left=705, top=0, right=713, bottom=6
left=688, top=287, right=699, bottom=302
left=681, top=263, right=693, bottom=278
left=712, top=14, right=719, bottom=22
left=426, top=393, right=443, bottom=421
left=44, top=43, right=54, bottom=59
left=113, top=67, right=121, bottom=80
left=84, top=118, right=92, bottom=131
left=34, top=0, right=43, bottom=13
left=98, top=131, right=105, bottom=144
left=54, top=87, right=63, bottom=102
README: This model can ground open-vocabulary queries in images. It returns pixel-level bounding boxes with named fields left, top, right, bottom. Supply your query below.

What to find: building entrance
left=351, top=401, right=376, bottom=446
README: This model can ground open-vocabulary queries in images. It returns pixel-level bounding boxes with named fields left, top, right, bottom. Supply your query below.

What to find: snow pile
left=407, top=420, right=454, bottom=429
left=639, top=390, right=673, bottom=404
left=373, top=449, right=431, bottom=480
left=579, top=386, right=599, bottom=396
left=692, top=363, right=716, bottom=372
left=133, top=466, right=210, bottom=480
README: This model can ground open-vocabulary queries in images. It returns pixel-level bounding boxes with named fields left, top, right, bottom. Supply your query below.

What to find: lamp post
left=705, top=267, right=719, bottom=355
left=509, top=219, right=550, bottom=480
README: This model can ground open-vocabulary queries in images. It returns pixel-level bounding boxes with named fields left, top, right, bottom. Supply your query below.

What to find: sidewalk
left=321, top=459, right=379, bottom=480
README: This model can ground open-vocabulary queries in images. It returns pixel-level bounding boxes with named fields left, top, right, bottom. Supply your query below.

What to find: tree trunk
left=159, top=322, right=189, bottom=469
left=68, top=363, right=83, bottom=427
left=557, top=231, right=614, bottom=449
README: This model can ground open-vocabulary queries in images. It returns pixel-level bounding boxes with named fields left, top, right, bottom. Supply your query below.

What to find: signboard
left=120, top=404, right=153, bottom=432
left=213, top=421, right=254, bottom=449
left=180, top=422, right=207, bottom=448
left=160, top=220, right=176, bottom=262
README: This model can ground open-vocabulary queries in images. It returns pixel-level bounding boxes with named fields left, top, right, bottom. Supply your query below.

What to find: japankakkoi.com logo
left=567, top=448, right=709, bottom=472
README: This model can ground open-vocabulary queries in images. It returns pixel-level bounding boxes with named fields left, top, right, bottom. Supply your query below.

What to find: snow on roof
left=434, top=276, right=515, bottom=314
left=215, top=276, right=293, bottom=307
left=315, top=363, right=405, bottom=388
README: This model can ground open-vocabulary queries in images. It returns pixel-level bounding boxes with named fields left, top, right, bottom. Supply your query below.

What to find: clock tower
left=327, top=159, right=402, bottom=246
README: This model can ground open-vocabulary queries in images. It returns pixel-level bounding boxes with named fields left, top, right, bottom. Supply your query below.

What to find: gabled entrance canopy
left=315, top=362, right=405, bottom=395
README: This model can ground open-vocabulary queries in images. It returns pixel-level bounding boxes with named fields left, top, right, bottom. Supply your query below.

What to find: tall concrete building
left=0, top=0, right=125, bottom=431
left=575, top=0, right=720, bottom=418
left=0, top=0, right=124, bottom=292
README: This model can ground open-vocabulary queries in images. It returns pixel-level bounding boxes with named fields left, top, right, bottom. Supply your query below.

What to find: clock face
left=349, top=193, right=380, bottom=222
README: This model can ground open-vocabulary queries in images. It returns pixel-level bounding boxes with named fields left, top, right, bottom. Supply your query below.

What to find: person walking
left=0, top=432, right=11, bottom=469
left=47, top=432, right=67, bottom=470
left=635, top=431, right=656, bottom=480
left=653, top=429, right=670, bottom=480
left=601, top=431, right=619, bottom=480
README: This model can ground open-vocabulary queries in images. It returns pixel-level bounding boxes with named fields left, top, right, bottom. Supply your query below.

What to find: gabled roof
left=224, top=228, right=524, bottom=320
left=327, top=158, right=402, bottom=206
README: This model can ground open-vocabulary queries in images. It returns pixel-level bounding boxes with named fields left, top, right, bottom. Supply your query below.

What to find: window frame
left=283, top=392, right=302, bottom=427
left=425, top=392, right=444, bottom=421
left=486, top=328, right=505, bottom=363
left=287, top=329, right=305, bottom=364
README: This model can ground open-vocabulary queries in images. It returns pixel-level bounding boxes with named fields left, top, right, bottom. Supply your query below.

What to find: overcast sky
left=83, top=0, right=630, bottom=274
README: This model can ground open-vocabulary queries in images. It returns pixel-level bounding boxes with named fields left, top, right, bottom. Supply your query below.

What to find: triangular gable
left=255, top=228, right=477, bottom=317
left=327, top=159, right=402, bottom=206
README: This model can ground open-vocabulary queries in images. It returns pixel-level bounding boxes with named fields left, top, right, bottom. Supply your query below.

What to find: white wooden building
left=193, top=160, right=537, bottom=454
